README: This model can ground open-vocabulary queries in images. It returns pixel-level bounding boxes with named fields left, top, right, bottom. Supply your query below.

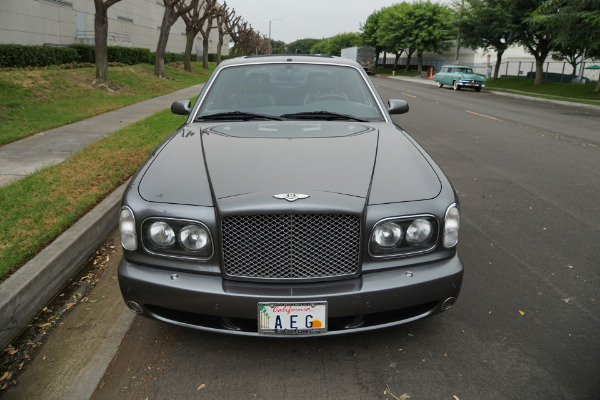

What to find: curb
left=485, top=89, right=600, bottom=111
left=0, top=182, right=127, bottom=349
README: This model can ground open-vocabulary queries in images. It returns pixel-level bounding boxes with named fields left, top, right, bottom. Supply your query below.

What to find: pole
left=454, top=0, right=464, bottom=64
left=268, top=18, right=282, bottom=55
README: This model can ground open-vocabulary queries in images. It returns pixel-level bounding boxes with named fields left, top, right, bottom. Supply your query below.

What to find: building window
left=37, top=0, right=73, bottom=7
left=118, top=16, right=134, bottom=24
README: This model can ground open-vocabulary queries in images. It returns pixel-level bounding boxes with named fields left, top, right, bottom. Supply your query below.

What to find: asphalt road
left=32, top=79, right=600, bottom=400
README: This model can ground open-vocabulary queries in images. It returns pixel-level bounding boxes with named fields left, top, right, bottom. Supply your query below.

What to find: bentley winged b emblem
left=273, top=193, right=310, bottom=202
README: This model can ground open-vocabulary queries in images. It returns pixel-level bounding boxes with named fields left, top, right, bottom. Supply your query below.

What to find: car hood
left=202, top=122, right=377, bottom=201
left=461, top=73, right=483, bottom=81
left=138, top=122, right=441, bottom=207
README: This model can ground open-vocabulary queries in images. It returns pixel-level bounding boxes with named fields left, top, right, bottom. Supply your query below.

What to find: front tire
left=437, top=80, right=443, bottom=88
left=453, top=81, right=460, bottom=91
left=475, top=87, right=481, bottom=92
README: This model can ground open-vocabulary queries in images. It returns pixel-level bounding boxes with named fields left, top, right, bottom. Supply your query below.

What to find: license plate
left=258, top=302, right=327, bottom=335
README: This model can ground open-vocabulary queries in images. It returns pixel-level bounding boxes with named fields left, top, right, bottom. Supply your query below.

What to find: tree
left=196, top=0, right=218, bottom=69
left=361, top=9, right=384, bottom=67
left=179, top=0, right=218, bottom=71
left=227, top=20, right=269, bottom=56
left=93, top=0, right=122, bottom=86
left=411, top=1, right=454, bottom=72
left=375, top=4, right=410, bottom=70
left=374, top=2, right=453, bottom=72
left=459, top=0, right=521, bottom=80
left=309, top=32, right=360, bottom=56
left=288, top=38, right=321, bottom=55
left=269, top=39, right=286, bottom=54
left=513, top=0, right=555, bottom=85
left=214, top=2, right=230, bottom=64
left=531, top=0, right=600, bottom=91
left=155, top=0, right=199, bottom=78
left=310, top=39, right=329, bottom=55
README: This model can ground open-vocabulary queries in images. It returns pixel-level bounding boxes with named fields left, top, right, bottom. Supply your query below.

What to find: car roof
left=219, top=54, right=361, bottom=68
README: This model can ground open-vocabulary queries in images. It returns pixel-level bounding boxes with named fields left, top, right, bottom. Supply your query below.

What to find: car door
left=443, top=67, right=454, bottom=85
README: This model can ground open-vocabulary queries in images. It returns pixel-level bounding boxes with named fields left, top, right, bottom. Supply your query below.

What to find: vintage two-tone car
left=434, top=65, right=485, bottom=91
left=118, top=55, right=463, bottom=336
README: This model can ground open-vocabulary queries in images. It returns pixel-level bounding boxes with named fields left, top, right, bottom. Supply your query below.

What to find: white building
left=386, top=42, right=598, bottom=82
left=0, top=0, right=229, bottom=56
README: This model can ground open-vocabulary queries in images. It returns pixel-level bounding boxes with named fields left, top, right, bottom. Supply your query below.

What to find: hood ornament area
left=273, top=193, right=310, bottom=202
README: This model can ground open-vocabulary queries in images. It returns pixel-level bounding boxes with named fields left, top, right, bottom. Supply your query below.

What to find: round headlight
left=372, top=221, right=403, bottom=248
left=119, top=208, right=137, bottom=251
left=148, top=221, right=176, bottom=248
left=406, top=219, right=433, bottom=245
left=443, top=205, right=460, bottom=248
left=179, top=224, right=210, bottom=251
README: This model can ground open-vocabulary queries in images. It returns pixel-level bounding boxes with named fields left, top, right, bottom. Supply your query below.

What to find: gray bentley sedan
left=118, top=55, right=463, bottom=336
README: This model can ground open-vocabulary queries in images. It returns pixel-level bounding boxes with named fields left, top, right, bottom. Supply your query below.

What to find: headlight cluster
left=369, top=215, right=438, bottom=257
left=142, top=218, right=213, bottom=259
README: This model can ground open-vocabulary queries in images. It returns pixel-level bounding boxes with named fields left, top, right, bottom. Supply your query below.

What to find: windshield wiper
left=280, top=111, right=368, bottom=122
left=196, top=111, right=283, bottom=121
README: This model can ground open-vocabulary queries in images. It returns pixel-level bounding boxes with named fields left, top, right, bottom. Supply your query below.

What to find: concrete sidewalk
left=0, top=83, right=205, bottom=349
left=0, top=83, right=205, bottom=187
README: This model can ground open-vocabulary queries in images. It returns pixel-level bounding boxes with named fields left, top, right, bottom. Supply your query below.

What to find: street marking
left=401, top=92, right=417, bottom=98
left=465, top=110, right=504, bottom=121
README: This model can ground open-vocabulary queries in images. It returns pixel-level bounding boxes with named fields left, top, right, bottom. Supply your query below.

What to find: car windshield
left=457, top=68, right=473, bottom=74
left=195, top=63, right=385, bottom=122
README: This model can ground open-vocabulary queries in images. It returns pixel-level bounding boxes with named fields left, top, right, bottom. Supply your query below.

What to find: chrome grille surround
left=221, top=214, right=361, bottom=280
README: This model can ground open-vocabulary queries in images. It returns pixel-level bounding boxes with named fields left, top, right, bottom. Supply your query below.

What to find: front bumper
left=118, top=254, right=464, bottom=336
left=458, top=80, right=485, bottom=88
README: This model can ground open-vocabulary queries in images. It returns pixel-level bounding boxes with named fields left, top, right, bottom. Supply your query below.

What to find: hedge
left=0, top=44, right=226, bottom=69
left=0, top=44, right=80, bottom=68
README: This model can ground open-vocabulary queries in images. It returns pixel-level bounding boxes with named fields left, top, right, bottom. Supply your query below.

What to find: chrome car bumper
left=118, top=254, right=464, bottom=336
left=458, top=80, right=485, bottom=87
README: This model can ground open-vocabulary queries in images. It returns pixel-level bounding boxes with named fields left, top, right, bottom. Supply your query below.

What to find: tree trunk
left=493, top=49, right=504, bottom=81
left=94, top=0, right=109, bottom=85
left=404, top=50, right=414, bottom=72
left=155, top=6, right=174, bottom=78
left=594, top=79, right=600, bottom=93
left=417, top=52, right=423, bottom=73
left=202, top=38, right=210, bottom=69
left=534, top=56, right=545, bottom=85
left=393, top=51, right=402, bottom=70
left=216, top=34, right=223, bottom=65
left=184, top=31, right=194, bottom=72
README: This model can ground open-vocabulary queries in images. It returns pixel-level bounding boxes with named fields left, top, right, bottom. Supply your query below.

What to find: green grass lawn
left=373, top=67, right=422, bottom=77
left=484, top=76, right=600, bottom=104
left=0, top=62, right=214, bottom=146
left=0, top=107, right=188, bottom=281
left=0, top=62, right=212, bottom=281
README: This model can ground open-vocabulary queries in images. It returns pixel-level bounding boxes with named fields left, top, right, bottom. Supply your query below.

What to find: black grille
left=221, top=214, right=361, bottom=279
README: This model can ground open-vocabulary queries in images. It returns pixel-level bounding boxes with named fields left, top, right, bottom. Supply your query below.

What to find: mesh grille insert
left=222, top=214, right=361, bottom=279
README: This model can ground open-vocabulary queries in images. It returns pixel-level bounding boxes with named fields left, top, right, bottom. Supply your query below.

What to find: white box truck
left=340, top=46, right=376, bottom=74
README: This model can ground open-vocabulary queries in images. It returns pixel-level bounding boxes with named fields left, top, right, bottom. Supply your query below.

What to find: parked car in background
left=118, top=55, right=463, bottom=337
left=434, top=65, right=485, bottom=92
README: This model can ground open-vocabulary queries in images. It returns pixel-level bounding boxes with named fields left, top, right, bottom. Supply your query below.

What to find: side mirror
left=171, top=100, right=191, bottom=115
left=388, top=99, right=409, bottom=115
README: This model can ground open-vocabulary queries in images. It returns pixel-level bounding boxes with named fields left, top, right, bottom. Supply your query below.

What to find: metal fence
left=379, top=57, right=599, bottom=84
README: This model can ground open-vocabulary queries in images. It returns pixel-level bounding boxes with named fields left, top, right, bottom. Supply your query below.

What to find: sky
left=225, top=0, right=450, bottom=44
